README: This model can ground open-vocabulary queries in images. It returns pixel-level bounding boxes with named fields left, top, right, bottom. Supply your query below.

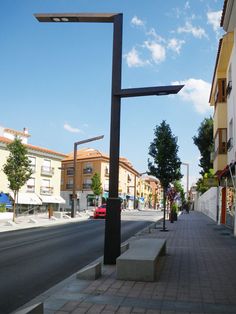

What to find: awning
left=0, top=193, right=12, bottom=208
left=9, top=192, right=42, bottom=205
left=39, top=195, right=66, bottom=204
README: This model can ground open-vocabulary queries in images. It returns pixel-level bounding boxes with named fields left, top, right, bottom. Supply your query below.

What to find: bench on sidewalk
left=116, top=238, right=166, bottom=282
left=13, top=302, right=43, bottom=314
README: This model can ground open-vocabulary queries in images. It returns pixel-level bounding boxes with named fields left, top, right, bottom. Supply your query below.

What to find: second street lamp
left=34, top=13, right=184, bottom=264
left=71, top=135, right=104, bottom=218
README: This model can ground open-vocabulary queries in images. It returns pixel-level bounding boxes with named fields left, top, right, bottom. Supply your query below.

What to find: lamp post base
left=104, top=197, right=121, bottom=265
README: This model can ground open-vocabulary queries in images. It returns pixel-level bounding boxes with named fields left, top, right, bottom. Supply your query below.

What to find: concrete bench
left=116, top=238, right=166, bottom=282
left=13, top=303, right=43, bottom=314
left=76, top=261, right=101, bottom=280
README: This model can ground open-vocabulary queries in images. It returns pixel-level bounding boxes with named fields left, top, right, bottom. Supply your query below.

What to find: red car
left=93, top=204, right=106, bottom=219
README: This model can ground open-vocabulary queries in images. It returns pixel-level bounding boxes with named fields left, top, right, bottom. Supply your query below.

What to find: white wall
left=227, top=28, right=236, bottom=164
left=195, top=187, right=218, bottom=222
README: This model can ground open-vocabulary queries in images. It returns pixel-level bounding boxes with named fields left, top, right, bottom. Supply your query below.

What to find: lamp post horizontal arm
left=74, top=135, right=104, bottom=146
left=34, top=13, right=120, bottom=23
left=115, top=85, right=184, bottom=98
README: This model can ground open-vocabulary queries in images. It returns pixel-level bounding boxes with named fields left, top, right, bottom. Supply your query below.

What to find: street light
left=34, top=13, right=184, bottom=264
left=71, top=135, right=104, bottom=218
left=182, top=162, right=189, bottom=199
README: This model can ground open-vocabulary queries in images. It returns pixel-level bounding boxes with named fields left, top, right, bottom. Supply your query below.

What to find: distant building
left=0, top=126, right=66, bottom=213
left=60, top=148, right=162, bottom=211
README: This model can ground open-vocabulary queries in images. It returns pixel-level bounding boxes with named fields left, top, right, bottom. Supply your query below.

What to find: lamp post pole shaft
left=72, top=143, right=77, bottom=218
left=104, top=14, right=123, bottom=265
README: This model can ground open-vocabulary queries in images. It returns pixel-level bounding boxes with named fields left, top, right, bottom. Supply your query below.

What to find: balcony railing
left=30, top=165, right=36, bottom=174
left=41, top=166, right=54, bottom=176
left=83, top=183, right=92, bottom=190
left=27, top=185, right=35, bottom=193
left=67, top=168, right=74, bottom=176
left=227, top=138, right=233, bottom=151
left=226, top=81, right=232, bottom=97
left=40, top=186, right=53, bottom=195
left=83, top=167, right=93, bottom=174
left=66, top=183, right=73, bottom=190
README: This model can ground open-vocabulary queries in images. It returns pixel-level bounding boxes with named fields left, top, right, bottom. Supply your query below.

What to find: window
left=40, top=179, right=53, bottom=195
left=227, top=64, right=232, bottom=96
left=66, top=178, right=73, bottom=190
left=227, top=119, right=233, bottom=151
left=41, top=159, right=54, bottom=176
left=83, top=178, right=92, bottom=189
left=83, top=162, right=93, bottom=174
left=214, top=78, right=226, bottom=104
left=27, top=178, right=35, bottom=192
left=29, top=156, right=36, bottom=173
left=214, top=128, right=227, bottom=155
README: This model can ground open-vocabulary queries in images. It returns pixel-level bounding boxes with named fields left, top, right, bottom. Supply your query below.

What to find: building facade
left=60, top=148, right=161, bottom=211
left=0, top=127, right=66, bottom=213
left=209, top=0, right=236, bottom=234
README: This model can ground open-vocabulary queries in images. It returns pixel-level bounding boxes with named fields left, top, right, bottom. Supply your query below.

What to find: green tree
left=3, top=137, right=32, bottom=221
left=148, top=120, right=182, bottom=230
left=91, top=172, right=103, bottom=206
left=196, top=168, right=215, bottom=194
left=193, top=117, right=213, bottom=175
left=173, top=180, right=185, bottom=204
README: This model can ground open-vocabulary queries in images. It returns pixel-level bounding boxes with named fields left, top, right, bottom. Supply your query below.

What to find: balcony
left=227, top=138, right=233, bottom=151
left=27, top=185, right=35, bottom=193
left=30, top=165, right=36, bottom=174
left=66, top=183, right=73, bottom=190
left=83, top=183, right=92, bottom=190
left=226, top=81, right=232, bottom=97
left=40, top=186, right=54, bottom=195
left=41, top=166, right=54, bottom=176
left=67, top=168, right=74, bottom=176
left=83, top=167, right=93, bottom=174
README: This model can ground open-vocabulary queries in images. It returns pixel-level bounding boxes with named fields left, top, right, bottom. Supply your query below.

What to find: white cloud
left=144, top=41, right=166, bottom=64
left=172, top=78, right=212, bottom=114
left=177, top=21, right=207, bottom=38
left=184, top=1, right=190, bottom=10
left=124, top=47, right=148, bottom=68
left=167, top=38, right=185, bottom=54
left=207, top=10, right=221, bottom=32
left=131, top=16, right=144, bottom=27
left=146, top=28, right=165, bottom=43
left=63, top=123, right=82, bottom=133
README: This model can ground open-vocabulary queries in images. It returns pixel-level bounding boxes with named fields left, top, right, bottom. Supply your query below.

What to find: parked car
left=93, top=204, right=106, bottom=219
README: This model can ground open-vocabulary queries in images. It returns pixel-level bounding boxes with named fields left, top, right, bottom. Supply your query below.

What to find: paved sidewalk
left=14, top=211, right=236, bottom=314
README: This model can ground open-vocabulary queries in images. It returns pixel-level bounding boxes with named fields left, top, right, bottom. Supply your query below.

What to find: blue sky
left=0, top=0, right=224, bottom=191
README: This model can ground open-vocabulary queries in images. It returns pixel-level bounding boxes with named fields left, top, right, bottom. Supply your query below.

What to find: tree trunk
left=13, top=191, right=16, bottom=222
left=162, top=189, right=166, bottom=231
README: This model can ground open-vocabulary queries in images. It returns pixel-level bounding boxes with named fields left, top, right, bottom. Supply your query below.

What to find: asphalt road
left=0, top=211, right=160, bottom=314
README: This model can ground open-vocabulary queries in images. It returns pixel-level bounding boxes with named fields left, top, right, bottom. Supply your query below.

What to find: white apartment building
left=0, top=126, right=66, bottom=213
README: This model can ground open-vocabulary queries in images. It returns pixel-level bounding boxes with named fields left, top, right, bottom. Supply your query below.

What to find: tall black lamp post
left=34, top=13, right=184, bottom=264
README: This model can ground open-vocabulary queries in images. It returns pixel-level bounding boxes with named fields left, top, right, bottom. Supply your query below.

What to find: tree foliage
left=3, top=137, right=32, bottom=221
left=91, top=172, right=103, bottom=196
left=148, top=121, right=182, bottom=230
left=196, top=169, right=215, bottom=194
left=148, top=120, right=182, bottom=189
left=193, top=117, right=213, bottom=175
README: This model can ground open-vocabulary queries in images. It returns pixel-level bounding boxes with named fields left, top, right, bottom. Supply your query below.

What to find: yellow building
left=0, top=126, right=66, bottom=213
left=137, top=175, right=162, bottom=209
left=209, top=32, right=233, bottom=175
left=60, top=148, right=161, bottom=211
